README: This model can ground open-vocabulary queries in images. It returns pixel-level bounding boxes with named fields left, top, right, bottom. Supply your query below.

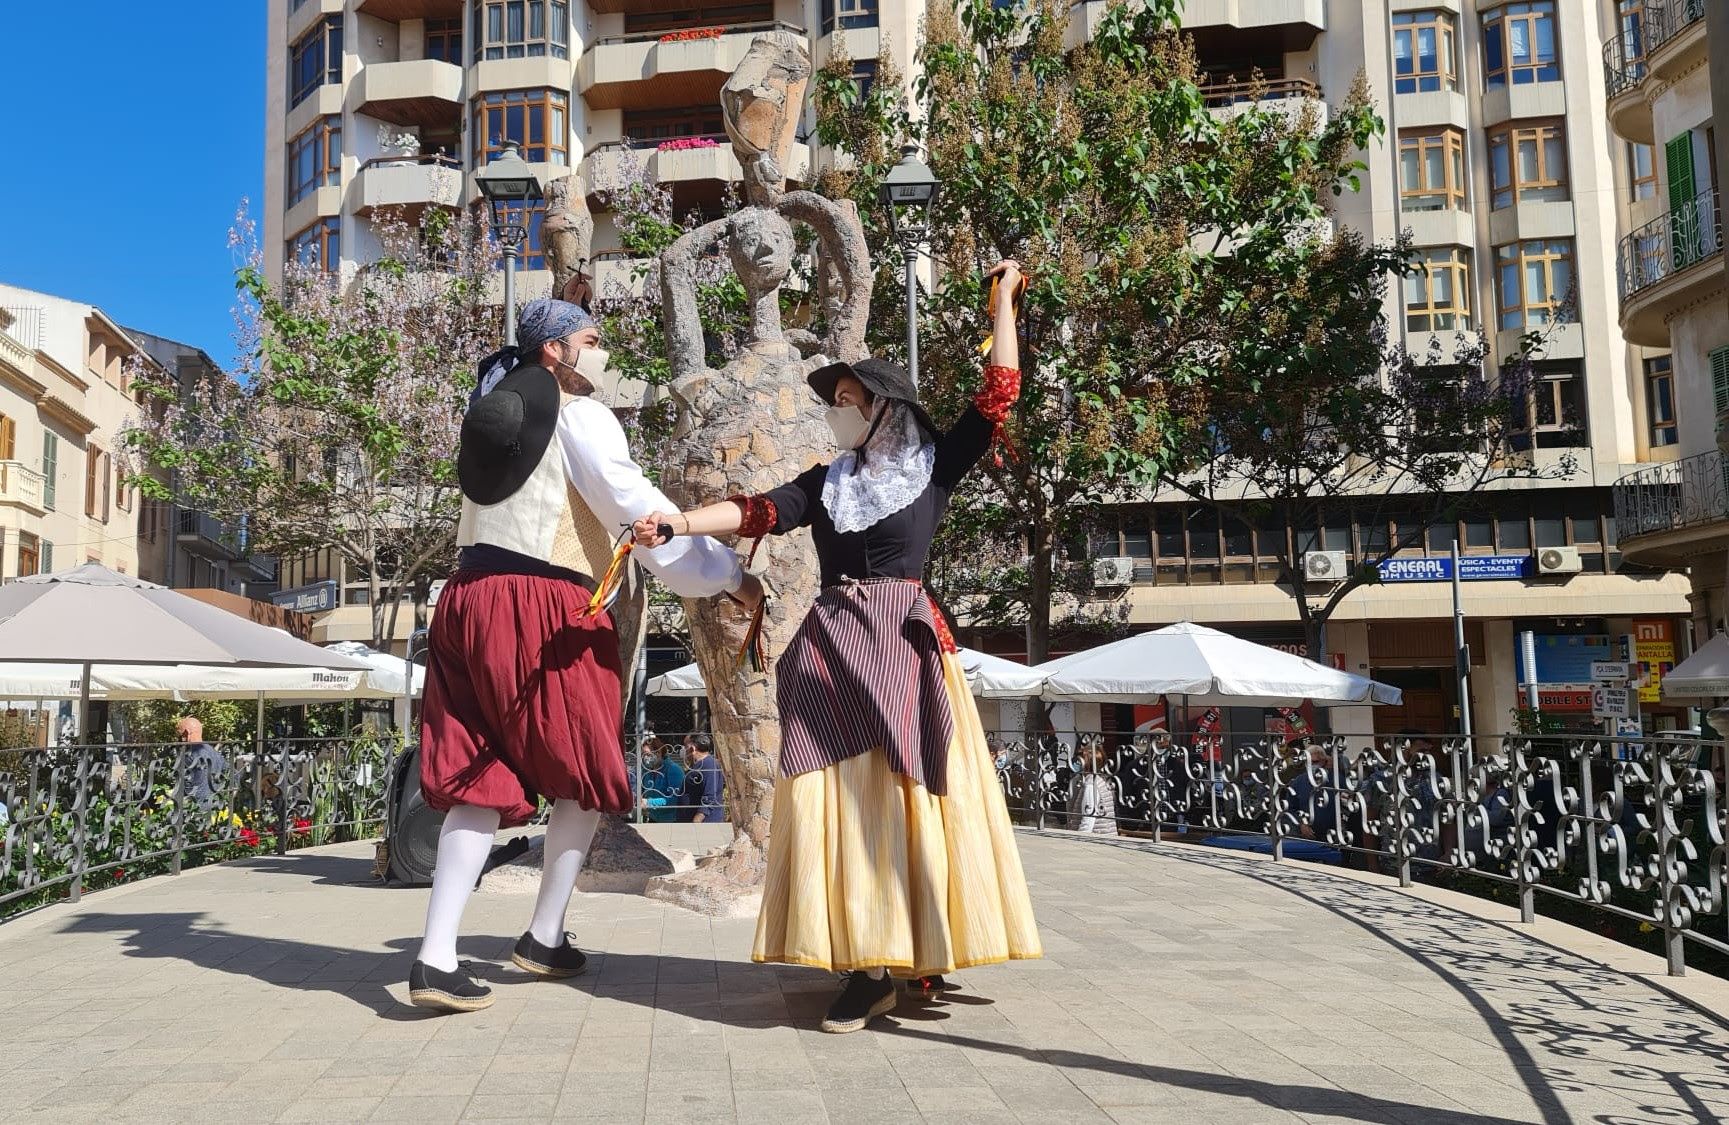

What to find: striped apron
left=774, top=578, right=956, bottom=794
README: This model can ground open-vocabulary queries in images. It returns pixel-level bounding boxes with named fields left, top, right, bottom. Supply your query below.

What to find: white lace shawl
left=820, top=401, right=936, bottom=535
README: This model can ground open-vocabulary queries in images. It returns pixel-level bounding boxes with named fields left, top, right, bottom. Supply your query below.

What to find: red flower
left=658, top=25, right=724, bottom=42
left=238, top=827, right=260, bottom=849
left=292, top=818, right=312, bottom=836
left=113, top=868, right=126, bottom=881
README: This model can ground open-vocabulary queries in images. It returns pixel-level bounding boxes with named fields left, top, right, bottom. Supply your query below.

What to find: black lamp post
left=880, top=144, right=940, bottom=386
left=475, top=141, right=545, bottom=345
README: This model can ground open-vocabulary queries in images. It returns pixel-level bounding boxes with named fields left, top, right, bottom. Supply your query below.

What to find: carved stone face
left=727, top=209, right=794, bottom=292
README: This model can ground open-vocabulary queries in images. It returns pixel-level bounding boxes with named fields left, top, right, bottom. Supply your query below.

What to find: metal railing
left=1202, top=77, right=1322, bottom=108
left=1, top=736, right=393, bottom=919
left=357, top=152, right=463, bottom=172
left=0, top=461, right=46, bottom=509
left=584, top=20, right=806, bottom=50
left=993, top=730, right=1728, bottom=975
left=1613, top=448, right=1729, bottom=540
left=623, top=733, right=726, bottom=823
left=1603, top=27, right=1648, bottom=97
left=1648, top=0, right=1706, bottom=58
left=1617, top=187, right=1722, bottom=300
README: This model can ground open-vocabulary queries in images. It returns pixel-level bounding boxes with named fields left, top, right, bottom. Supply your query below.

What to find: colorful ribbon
left=737, top=596, right=768, bottom=672
left=585, top=530, right=636, bottom=617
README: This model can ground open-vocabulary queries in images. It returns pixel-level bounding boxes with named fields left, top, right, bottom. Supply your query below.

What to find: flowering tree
left=124, top=206, right=499, bottom=648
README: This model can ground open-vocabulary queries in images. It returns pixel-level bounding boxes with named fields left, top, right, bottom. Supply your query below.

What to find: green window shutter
left=40, top=540, right=52, bottom=575
left=40, top=432, right=56, bottom=511
left=1666, top=134, right=1696, bottom=210
left=1713, top=347, right=1729, bottom=415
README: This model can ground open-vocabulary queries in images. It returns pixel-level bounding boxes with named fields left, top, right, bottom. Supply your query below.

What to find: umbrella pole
left=78, top=663, right=92, bottom=745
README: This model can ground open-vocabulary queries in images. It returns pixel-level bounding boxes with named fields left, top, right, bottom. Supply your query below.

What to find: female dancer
left=633, top=260, right=1040, bottom=1033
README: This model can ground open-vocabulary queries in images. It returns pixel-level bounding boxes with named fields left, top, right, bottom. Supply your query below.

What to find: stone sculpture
left=645, top=32, right=873, bottom=913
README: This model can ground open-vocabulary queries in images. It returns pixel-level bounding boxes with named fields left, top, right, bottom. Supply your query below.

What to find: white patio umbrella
left=1037, top=621, right=1403, bottom=707
left=1660, top=632, right=1729, bottom=699
left=0, top=564, right=369, bottom=736
left=645, top=647, right=1045, bottom=699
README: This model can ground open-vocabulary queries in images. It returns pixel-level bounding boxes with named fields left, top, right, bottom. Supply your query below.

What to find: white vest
left=457, top=393, right=615, bottom=578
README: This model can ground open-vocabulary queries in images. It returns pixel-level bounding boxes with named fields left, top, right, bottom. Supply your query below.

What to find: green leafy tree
left=814, top=0, right=1391, bottom=661
left=124, top=207, right=498, bottom=648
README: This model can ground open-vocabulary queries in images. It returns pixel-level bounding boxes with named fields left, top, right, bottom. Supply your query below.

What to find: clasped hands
left=631, top=511, right=765, bottom=611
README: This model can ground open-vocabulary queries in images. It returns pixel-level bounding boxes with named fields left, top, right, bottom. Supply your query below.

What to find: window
left=0, top=413, right=13, bottom=461
left=1711, top=347, right=1729, bottom=416
left=472, top=89, right=569, bottom=167
left=1499, top=512, right=1531, bottom=549
left=851, top=59, right=879, bottom=100
left=1495, top=239, right=1575, bottom=330
left=1405, top=247, right=1472, bottom=331
left=622, top=106, right=724, bottom=142
left=288, top=217, right=341, bottom=272
left=1646, top=355, right=1676, bottom=446
left=289, top=15, right=342, bottom=109
left=41, top=432, right=56, bottom=510
left=426, top=18, right=463, bottom=64
left=1399, top=129, right=1467, bottom=211
left=1488, top=121, right=1567, bottom=209
left=471, top=1, right=569, bottom=62
left=115, top=464, right=131, bottom=512
left=1391, top=10, right=1457, bottom=94
left=287, top=116, right=342, bottom=207
left=1628, top=142, right=1658, bottom=202
left=18, top=532, right=38, bottom=578
left=821, top=0, right=879, bottom=34
left=1484, top=2, right=1559, bottom=88
left=1524, top=363, right=1587, bottom=446
left=85, top=446, right=110, bottom=521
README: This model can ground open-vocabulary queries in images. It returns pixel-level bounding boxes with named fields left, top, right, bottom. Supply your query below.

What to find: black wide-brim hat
left=807, top=357, right=937, bottom=436
left=457, top=365, right=560, bottom=506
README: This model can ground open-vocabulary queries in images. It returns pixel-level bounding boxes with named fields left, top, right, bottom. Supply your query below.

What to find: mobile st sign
left=1377, top=555, right=1534, bottom=582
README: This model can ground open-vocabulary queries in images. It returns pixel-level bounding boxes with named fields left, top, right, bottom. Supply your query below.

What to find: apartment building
left=261, top=1, right=1695, bottom=733
left=1606, top=2, right=1729, bottom=641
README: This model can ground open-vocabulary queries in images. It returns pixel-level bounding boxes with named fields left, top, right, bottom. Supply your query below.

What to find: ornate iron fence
left=0, top=736, right=393, bottom=919
left=1648, top=0, right=1706, bottom=57
left=1618, top=188, right=1723, bottom=300
left=1613, top=448, right=1729, bottom=540
left=994, top=730, right=1728, bottom=976
left=1602, top=27, right=1648, bottom=97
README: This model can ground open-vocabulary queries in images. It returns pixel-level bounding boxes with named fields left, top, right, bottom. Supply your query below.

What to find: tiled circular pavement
left=2, top=831, right=1727, bottom=1124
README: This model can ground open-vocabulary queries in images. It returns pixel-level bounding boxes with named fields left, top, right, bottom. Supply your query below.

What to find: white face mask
left=825, top=403, right=872, bottom=450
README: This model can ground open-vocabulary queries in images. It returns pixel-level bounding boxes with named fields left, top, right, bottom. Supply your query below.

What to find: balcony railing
left=1648, top=0, right=1706, bottom=57
left=1201, top=77, right=1322, bottom=109
left=1603, top=28, right=1648, bottom=97
left=177, top=510, right=244, bottom=559
left=0, top=461, right=46, bottom=511
left=583, top=19, right=805, bottom=51
left=1613, top=448, right=1729, bottom=541
left=1617, top=188, right=1722, bottom=301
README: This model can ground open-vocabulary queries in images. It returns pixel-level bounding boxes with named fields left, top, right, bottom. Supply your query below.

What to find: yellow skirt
left=752, top=651, right=1043, bottom=977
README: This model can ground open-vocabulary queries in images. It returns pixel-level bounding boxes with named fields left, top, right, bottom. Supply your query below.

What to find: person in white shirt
left=409, top=298, right=762, bottom=1013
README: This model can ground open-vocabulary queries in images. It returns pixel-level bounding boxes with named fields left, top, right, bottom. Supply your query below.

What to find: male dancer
left=409, top=297, right=761, bottom=1012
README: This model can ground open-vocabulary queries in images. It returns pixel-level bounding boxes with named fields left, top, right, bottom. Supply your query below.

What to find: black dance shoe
left=511, top=930, right=588, bottom=979
left=820, top=971, right=897, bottom=1034
left=408, top=960, right=494, bottom=1013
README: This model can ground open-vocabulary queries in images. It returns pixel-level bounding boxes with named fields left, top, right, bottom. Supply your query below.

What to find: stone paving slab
left=3, top=832, right=1728, bottom=1123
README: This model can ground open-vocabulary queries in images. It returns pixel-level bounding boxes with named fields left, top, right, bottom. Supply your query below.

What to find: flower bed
left=658, top=26, right=724, bottom=42
left=656, top=137, right=721, bottom=152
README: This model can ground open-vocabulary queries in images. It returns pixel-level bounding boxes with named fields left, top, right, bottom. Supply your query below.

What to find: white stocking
left=416, top=803, right=500, bottom=972
left=528, top=800, right=600, bottom=947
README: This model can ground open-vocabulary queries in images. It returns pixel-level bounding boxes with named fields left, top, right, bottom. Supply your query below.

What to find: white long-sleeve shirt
left=555, top=396, right=742, bottom=598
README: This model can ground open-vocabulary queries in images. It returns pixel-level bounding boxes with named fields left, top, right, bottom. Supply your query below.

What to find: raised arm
left=659, top=218, right=731, bottom=384
left=935, top=260, right=1025, bottom=484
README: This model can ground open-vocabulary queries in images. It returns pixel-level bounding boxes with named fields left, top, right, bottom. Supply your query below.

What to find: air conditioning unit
left=1536, top=546, right=1582, bottom=575
left=1092, top=556, right=1135, bottom=588
left=1303, top=550, right=1348, bottom=582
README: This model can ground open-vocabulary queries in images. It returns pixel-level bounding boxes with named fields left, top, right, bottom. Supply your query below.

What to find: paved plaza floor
left=2, top=831, right=1728, bottom=1124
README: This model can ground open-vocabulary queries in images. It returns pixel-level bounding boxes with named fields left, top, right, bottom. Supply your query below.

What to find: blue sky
left=0, top=2, right=265, bottom=367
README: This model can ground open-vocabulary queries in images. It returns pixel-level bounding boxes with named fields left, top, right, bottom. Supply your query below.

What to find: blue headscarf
left=471, top=297, right=597, bottom=407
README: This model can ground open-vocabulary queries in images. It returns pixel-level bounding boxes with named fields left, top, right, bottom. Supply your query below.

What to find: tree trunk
left=1025, top=521, right=1054, bottom=665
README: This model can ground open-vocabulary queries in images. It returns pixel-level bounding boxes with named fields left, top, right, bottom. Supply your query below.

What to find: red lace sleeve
left=727, top=495, right=778, bottom=539
left=975, top=365, right=1021, bottom=423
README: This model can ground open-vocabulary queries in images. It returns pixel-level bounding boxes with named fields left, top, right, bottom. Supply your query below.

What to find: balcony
left=577, top=22, right=805, bottom=112
left=0, top=461, right=46, bottom=515
left=1202, top=78, right=1326, bottom=124
left=1647, top=0, right=1707, bottom=82
left=1179, top=0, right=1325, bottom=44
left=177, top=510, right=243, bottom=562
left=356, top=154, right=464, bottom=218
left=582, top=135, right=812, bottom=208
left=1614, top=449, right=1729, bottom=564
left=354, top=58, right=464, bottom=128
left=1602, top=29, right=1652, bottom=143
left=1616, top=188, right=1723, bottom=347
left=355, top=0, right=461, bottom=18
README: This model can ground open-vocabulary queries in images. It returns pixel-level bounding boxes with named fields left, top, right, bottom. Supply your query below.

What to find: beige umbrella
left=0, top=564, right=368, bottom=738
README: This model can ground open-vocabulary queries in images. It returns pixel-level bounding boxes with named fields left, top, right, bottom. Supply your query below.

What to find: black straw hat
left=457, top=365, right=560, bottom=506
left=808, top=357, right=937, bottom=436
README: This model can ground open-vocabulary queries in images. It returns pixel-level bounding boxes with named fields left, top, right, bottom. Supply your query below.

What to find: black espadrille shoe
left=408, top=960, right=494, bottom=1013
left=820, top=971, right=897, bottom=1034
left=511, top=931, right=588, bottom=979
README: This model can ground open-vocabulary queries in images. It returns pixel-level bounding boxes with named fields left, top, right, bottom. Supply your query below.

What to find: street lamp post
left=880, top=144, right=940, bottom=386
left=475, top=141, right=545, bottom=346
